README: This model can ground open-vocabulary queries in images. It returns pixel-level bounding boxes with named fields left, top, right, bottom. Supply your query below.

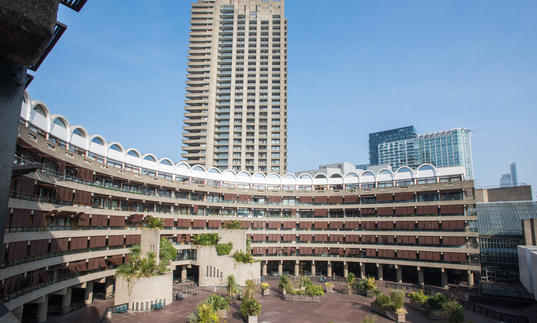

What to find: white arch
left=50, top=114, right=69, bottom=141
left=159, top=158, right=173, bottom=166
left=108, top=142, right=125, bottom=153
left=126, top=148, right=141, bottom=158
left=69, top=125, right=89, bottom=149
left=192, top=165, right=206, bottom=172
left=29, top=101, right=50, bottom=131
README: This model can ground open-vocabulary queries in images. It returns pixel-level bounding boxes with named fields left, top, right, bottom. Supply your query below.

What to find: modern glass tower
left=182, top=0, right=288, bottom=174
left=368, top=126, right=417, bottom=165
left=419, top=128, right=474, bottom=179
left=377, top=138, right=421, bottom=169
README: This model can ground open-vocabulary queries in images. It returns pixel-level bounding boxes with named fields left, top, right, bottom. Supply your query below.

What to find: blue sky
left=28, top=1, right=537, bottom=193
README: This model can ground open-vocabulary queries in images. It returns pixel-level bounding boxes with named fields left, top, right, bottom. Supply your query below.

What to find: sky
left=28, top=0, right=537, bottom=193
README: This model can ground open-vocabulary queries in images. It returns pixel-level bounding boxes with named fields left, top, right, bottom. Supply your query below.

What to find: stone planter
left=325, top=286, right=334, bottom=293
left=407, top=299, right=426, bottom=312
left=217, top=309, right=228, bottom=319
left=248, top=315, right=258, bottom=323
left=343, top=287, right=352, bottom=295
left=262, top=288, right=270, bottom=296
left=371, top=303, right=407, bottom=323
left=281, top=288, right=286, bottom=296
left=427, top=310, right=444, bottom=320
left=284, top=294, right=321, bottom=303
left=357, top=289, right=375, bottom=298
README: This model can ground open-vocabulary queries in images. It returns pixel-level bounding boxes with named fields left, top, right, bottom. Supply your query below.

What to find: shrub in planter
left=425, top=293, right=449, bottom=312
left=240, top=299, right=261, bottom=318
left=216, top=242, right=233, bottom=256
left=372, top=291, right=407, bottom=323
left=325, top=282, right=334, bottom=293
left=407, top=290, right=428, bottom=305
left=261, top=283, right=270, bottom=295
left=354, top=277, right=377, bottom=297
left=187, top=303, right=218, bottom=323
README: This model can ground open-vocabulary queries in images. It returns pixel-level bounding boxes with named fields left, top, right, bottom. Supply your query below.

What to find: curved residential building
left=3, top=94, right=479, bottom=321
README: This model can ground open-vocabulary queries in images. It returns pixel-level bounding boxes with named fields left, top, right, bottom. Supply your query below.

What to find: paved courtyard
left=46, top=281, right=498, bottom=323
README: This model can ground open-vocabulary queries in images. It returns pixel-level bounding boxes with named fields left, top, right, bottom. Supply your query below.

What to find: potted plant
left=240, top=279, right=261, bottom=323
left=261, top=282, right=270, bottom=296
left=355, top=276, right=378, bottom=298
left=206, top=294, right=230, bottom=320
left=344, top=272, right=355, bottom=295
left=279, top=275, right=291, bottom=295
left=325, top=282, right=334, bottom=293
left=406, top=290, right=429, bottom=312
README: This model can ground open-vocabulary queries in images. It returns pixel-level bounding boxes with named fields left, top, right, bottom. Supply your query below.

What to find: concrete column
left=105, top=277, right=114, bottom=298
left=359, top=263, right=365, bottom=279
left=441, top=269, right=448, bottom=288
left=377, top=264, right=383, bottom=281
left=294, top=261, right=299, bottom=276
left=262, top=261, right=268, bottom=276
left=396, top=265, right=402, bottom=283
left=343, top=262, right=349, bottom=278
left=327, top=262, right=332, bottom=277
left=61, top=288, right=72, bottom=314
left=467, top=270, right=474, bottom=287
left=11, top=306, right=23, bottom=322
left=418, top=267, right=424, bottom=287
left=311, top=261, right=316, bottom=276
left=37, top=296, right=48, bottom=322
left=84, top=281, right=94, bottom=305
left=181, top=266, right=187, bottom=282
left=278, top=261, right=283, bottom=276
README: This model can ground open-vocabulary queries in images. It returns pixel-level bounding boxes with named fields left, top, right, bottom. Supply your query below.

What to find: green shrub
left=441, top=300, right=464, bottom=323
left=191, top=233, right=219, bottom=246
left=216, top=242, right=233, bottom=255
left=205, top=294, right=230, bottom=311
left=426, top=293, right=449, bottom=312
left=407, top=290, right=429, bottom=304
left=223, top=220, right=242, bottom=229
left=355, top=277, right=377, bottom=292
left=239, top=298, right=261, bottom=318
left=187, top=303, right=218, bottom=323
left=389, top=290, right=404, bottom=310
left=278, top=275, right=291, bottom=289
left=305, top=284, right=324, bottom=296
left=117, top=239, right=176, bottom=279
left=374, top=294, right=391, bottom=307
left=232, top=250, right=256, bottom=263
left=144, top=216, right=164, bottom=229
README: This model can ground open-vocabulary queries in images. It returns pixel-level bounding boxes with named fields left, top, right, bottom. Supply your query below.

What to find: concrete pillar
left=294, top=261, right=299, bottom=276
left=396, top=265, right=402, bottom=283
left=61, top=288, right=72, bottom=314
left=359, top=263, right=365, bottom=279
left=467, top=270, right=474, bottom=287
left=327, top=262, right=332, bottom=277
left=311, top=261, right=316, bottom=276
left=181, top=266, right=188, bottom=282
left=105, top=277, right=114, bottom=298
left=84, top=281, right=94, bottom=305
left=11, top=306, right=23, bottom=322
left=37, top=296, right=48, bottom=323
left=343, top=262, right=349, bottom=278
left=377, top=264, right=383, bottom=281
left=441, top=269, right=448, bottom=288
left=262, top=261, right=268, bottom=276
left=278, top=261, right=283, bottom=276
left=418, top=267, right=424, bottom=287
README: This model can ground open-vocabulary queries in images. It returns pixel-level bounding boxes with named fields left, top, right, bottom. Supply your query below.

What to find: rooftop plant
left=216, top=242, right=233, bottom=256
left=191, top=233, right=219, bottom=246
left=223, top=220, right=242, bottom=229
left=116, top=238, right=176, bottom=279
left=232, top=250, right=256, bottom=263
left=143, top=216, right=164, bottom=229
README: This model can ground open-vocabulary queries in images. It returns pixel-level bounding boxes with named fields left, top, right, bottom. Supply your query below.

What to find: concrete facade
left=518, top=246, right=537, bottom=301
left=476, top=185, right=533, bottom=202
left=115, top=274, right=173, bottom=311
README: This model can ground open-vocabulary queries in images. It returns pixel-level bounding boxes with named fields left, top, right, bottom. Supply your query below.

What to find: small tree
left=441, top=299, right=464, bottom=323
left=346, top=272, right=356, bottom=289
left=239, top=298, right=261, bottom=318
left=226, top=275, right=239, bottom=296
left=244, top=279, right=256, bottom=300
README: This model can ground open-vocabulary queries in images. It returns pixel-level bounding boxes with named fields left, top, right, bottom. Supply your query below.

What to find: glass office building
left=419, top=128, right=473, bottom=179
left=377, top=138, right=421, bottom=169
left=475, top=201, right=537, bottom=282
left=369, top=126, right=417, bottom=165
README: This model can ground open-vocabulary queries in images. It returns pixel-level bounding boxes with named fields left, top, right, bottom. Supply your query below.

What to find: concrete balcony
left=185, top=99, right=208, bottom=105
left=184, top=125, right=208, bottom=131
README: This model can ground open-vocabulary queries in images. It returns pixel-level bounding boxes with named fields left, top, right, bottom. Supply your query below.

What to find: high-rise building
left=368, top=126, right=417, bottom=165
left=499, top=162, right=519, bottom=187
left=419, top=128, right=473, bottom=179
left=510, top=162, right=518, bottom=186
left=377, top=137, right=421, bottom=169
left=181, top=0, right=288, bottom=174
